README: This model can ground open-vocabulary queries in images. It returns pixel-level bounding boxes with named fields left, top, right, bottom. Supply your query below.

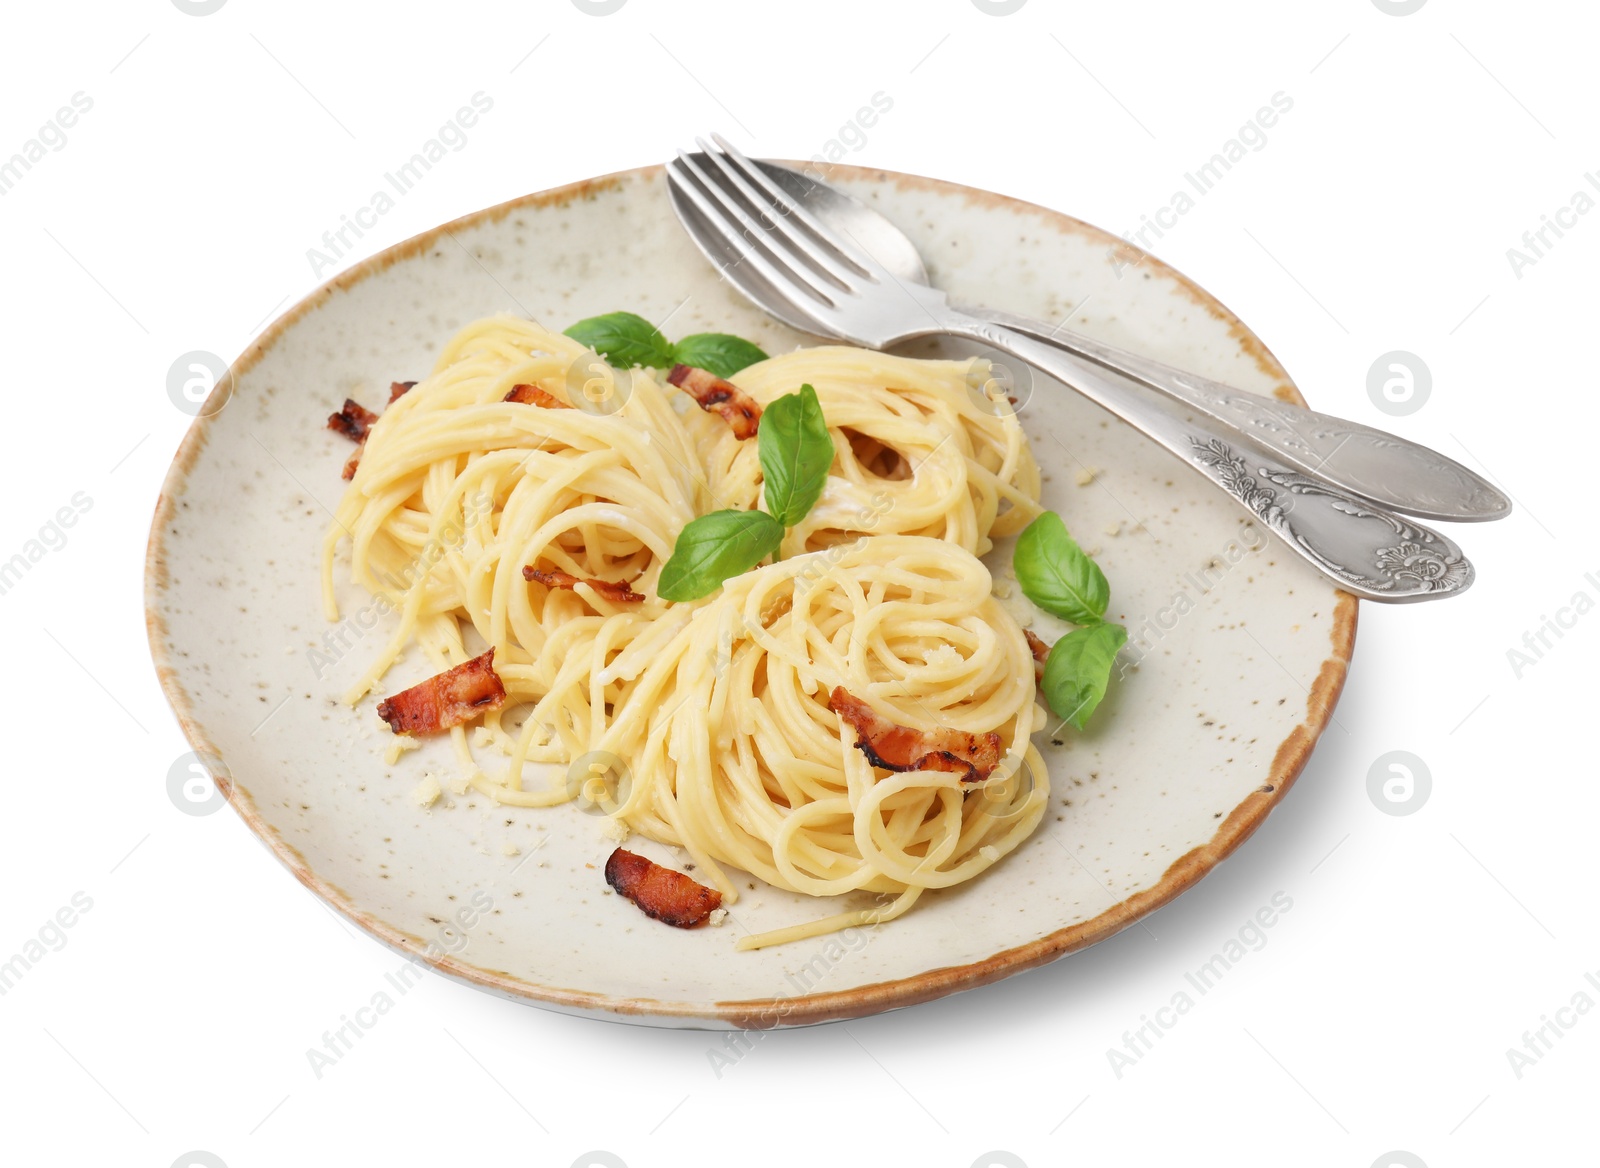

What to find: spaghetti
left=321, top=313, right=1049, bottom=947
left=695, top=345, right=1041, bottom=556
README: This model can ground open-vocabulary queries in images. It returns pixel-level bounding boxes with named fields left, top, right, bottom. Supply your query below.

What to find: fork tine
left=671, top=150, right=848, bottom=310
left=708, top=133, right=883, bottom=276
left=666, top=156, right=840, bottom=321
left=692, top=136, right=865, bottom=291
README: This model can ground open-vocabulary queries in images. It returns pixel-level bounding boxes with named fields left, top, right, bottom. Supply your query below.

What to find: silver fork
left=666, top=134, right=1474, bottom=603
left=677, top=155, right=1506, bottom=524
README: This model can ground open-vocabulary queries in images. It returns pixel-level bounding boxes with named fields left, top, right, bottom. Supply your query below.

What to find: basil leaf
left=657, top=510, right=785, bottom=601
left=758, top=384, right=834, bottom=528
left=1041, top=621, right=1127, bottom=731
left=671, top=333, right=768, bottom=379
left=564, top=312, right=676, bottom=369
left=1014, top=511, right=1109, bottom=625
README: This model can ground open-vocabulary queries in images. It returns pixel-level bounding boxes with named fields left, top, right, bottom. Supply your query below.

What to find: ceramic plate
left=146, top=163, right=1354, bottom=1028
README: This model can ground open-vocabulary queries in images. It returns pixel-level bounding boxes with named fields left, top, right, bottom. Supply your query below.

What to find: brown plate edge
left=143, top=160, right=1358, bottom=1028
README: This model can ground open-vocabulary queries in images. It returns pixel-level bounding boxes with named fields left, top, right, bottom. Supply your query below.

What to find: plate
left=145, top=163, right=1354, bottom=1028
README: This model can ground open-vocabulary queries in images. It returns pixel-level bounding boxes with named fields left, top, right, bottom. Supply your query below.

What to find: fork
left=665, top=135, right=1474, bottom=602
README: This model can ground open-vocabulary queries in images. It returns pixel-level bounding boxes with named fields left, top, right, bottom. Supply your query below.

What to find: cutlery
left=666, top=135, right=1477, bottom=602
left=674, top=151, right=1508, bottom=525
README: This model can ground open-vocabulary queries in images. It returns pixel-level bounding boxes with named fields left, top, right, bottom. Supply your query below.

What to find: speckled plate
left=145, top=163, right=1353, bottom=1028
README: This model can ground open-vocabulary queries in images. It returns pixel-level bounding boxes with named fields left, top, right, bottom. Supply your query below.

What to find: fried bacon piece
left=327, top=399, right=379, bottom=442
left=504, top=383, right=572, bottom=409
left=827, top=686, right=1002, bottom=784
left=666, top=364, right=762, bottom=439
left=522, top=566, right=644, bottom=604
left=604, top=848, right=722, bottom=928
left=1024, top=629, right=1051, bottom=684
left=328, top=384, right=415, bottom=478
left=375, top=648, right=507, bottom=736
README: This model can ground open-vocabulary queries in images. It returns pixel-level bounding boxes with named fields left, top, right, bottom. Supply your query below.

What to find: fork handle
left=940, top=313, right=1474, bottom=602
left=956, top=304, right=1508, bottom=524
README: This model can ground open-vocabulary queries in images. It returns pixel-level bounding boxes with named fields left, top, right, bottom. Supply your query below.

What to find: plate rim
left=144, top=161, right=1357, bottom=1027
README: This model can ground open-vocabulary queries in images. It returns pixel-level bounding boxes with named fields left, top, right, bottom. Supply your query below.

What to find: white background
left=1, top=1, right=1594, bottom=1166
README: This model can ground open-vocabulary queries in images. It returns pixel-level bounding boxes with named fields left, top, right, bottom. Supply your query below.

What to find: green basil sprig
left=1014, top=511, right=1108, bottom=625
left=658, top=384, right=834, bottom=601
left=563, top=312, right=676, bottom=370
left=1041, top=621, right=1127, bottom=731
left=758, top=384, right=832, bottom=528
left=657, top=510, right=785, bottom=602
left=563, top=312, right=767, bottom=379
left=672, top=333, right=769, bottom=379
left=1014, top=511, right=1125, bottom=730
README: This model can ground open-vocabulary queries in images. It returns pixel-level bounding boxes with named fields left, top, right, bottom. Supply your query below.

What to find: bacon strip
left=667, top=364, right=762, bottom=439
left=327, top=399, right=379, bottom=442
left=505, top=383, right=572, bottom=409
left=376, top=648, right=507, bottom=736
left=523, top=566, right=644, bottom=604
left=828, top=686, right=1002, bottom=784
left=1024, top=629, right=1051, bottom=684
left=604, top=848, right=722, bottom=928
left=330, top=387, right=414, bottom=481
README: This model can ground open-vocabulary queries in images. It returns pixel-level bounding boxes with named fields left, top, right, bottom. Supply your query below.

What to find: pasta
left=695, top=346, right=1041, bottom=557
left=596, top=535, right=1048, bottom=950
left=322, top=316, right=702, bottom=796
left=321, top=313, right=1049, bottom=948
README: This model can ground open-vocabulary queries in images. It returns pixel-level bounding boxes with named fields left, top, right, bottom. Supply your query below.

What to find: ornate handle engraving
left=1188, top=437, right=1472, bottom=595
